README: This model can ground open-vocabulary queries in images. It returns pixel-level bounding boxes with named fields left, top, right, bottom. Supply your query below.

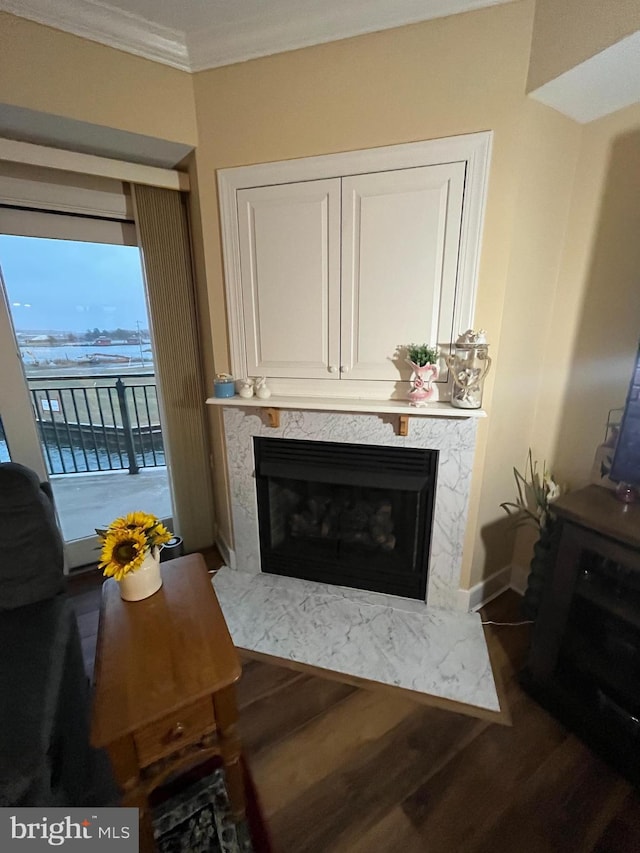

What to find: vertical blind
left=132, top=184, right=215, bottom=551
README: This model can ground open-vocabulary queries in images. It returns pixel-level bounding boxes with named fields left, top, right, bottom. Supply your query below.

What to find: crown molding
left=187, top=0, right=513, bottom=72
left=0, top=0, right=190, bottom=71
left=1, top=0, right=514, bottom=73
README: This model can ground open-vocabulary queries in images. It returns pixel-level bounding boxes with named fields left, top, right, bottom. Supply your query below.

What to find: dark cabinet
left=522, top=485, right=640, bottom=785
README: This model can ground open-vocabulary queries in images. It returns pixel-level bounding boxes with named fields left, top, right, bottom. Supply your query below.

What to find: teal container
left=214, top=375, right=235, bottom=398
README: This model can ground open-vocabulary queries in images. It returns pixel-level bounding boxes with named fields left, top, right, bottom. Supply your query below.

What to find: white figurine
left=255, top=377, right=272, bottom=400
left=238, top=379, right=254, bottom=399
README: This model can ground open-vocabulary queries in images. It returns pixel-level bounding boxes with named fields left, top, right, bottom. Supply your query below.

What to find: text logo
left=1, top=808, right=138, bottom=850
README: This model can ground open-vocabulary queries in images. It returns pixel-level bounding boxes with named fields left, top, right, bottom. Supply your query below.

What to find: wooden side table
left=91, top=553, right=244, bottom=852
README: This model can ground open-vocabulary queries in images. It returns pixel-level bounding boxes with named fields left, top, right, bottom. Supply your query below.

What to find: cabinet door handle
left=328, top=365, right=338, bottom=373
left=340, top=365, right=349, bottom=374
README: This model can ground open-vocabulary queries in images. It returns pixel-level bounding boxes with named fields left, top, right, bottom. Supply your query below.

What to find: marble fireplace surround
left=221, top=405, right=479, bottom=611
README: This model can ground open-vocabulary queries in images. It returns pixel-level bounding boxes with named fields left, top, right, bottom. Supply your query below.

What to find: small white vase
left=238, top=380, right=254, bottom=399
left=255, top=379, right=271, bottom=399
left=118, top=547, right=162, bottom=601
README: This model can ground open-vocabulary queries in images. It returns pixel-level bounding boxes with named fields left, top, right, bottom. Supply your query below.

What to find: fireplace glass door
left=254, top=437, right=438, bottom=599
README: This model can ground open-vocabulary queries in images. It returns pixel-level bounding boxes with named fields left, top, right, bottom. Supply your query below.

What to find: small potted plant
left=500, top=450, right=563, bottom=619
left=96, top=511, right=172, bottom=601
left=406, top=343, right=439, bottom=368
left=405, top=343, right=440, bottom=406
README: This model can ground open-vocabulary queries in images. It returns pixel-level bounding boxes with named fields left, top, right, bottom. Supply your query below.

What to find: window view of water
left=0, top=430, right=165, bottom=472
left=0, top=235, right=173, bottom=564
left=20, top=343, right=153, bottom=372
left=0, top=430, right=166, bottom=470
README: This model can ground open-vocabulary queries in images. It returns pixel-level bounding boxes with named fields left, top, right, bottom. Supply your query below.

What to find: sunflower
left=99, top=528, right=148, bottom=581
left=148, top=521, right=172, bottom=548
left=96, top=510, right=174, bottom=580
left=110, top=511, right=157, bottom=533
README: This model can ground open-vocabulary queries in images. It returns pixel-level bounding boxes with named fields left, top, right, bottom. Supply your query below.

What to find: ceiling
left=0, top=0, right=514, bottom=72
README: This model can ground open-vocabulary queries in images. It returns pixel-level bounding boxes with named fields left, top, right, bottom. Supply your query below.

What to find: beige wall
left=527, top=0, right=640, bottom=92
left=507, top=101, right=640, bottom=582
left=191, top=0, right=537, bottom=569
left=0, top=12, right=197, bottom=144
left=190, top=0, right=535, bottom=379
left=549, top=102, right=640, bottom=488
left=470, top=98, right=581, bottom=584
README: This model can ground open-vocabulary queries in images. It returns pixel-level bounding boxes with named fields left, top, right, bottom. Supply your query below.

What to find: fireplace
left=220, top=406, right=478, bottom=611
left=254, top=437, right=438, bottom=599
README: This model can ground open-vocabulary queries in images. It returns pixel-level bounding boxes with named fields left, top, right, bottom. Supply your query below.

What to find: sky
left=0, top=235, right=149, bottom=333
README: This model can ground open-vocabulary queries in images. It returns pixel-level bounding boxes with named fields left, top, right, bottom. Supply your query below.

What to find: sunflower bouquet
left=96, top=511, right=172, bottom=581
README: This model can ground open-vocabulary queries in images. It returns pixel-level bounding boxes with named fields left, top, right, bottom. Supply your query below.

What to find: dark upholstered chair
left=0, top=462, right=65, bottom=610
left=0, top=462, right=117, bottom=806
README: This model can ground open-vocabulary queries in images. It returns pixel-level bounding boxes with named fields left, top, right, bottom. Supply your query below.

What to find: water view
left=0, top=235, right=173, bottom=564
left=20, top=342, right=153, bottom=371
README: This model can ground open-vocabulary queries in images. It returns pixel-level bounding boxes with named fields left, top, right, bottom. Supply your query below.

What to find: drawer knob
left=170, top=722, right=185, bottom=740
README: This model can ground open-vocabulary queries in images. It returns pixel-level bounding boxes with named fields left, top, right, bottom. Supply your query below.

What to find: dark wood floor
left=69, top=563, right=640, bottom=853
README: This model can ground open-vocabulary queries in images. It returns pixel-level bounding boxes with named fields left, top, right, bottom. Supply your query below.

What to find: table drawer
left=134, top=697, right=215, bottom=767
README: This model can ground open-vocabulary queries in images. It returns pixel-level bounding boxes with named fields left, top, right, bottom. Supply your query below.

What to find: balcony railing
left=29, top=374, right=165, bottom=475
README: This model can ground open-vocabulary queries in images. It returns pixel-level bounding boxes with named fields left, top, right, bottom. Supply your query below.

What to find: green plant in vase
left=501, top=449, right=564, bottom=619
left=406, top=343, right=440, bottom=367
left=403, top=343, right=440, bottom=406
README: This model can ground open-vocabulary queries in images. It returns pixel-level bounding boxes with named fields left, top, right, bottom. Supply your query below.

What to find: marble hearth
left=213, top=567, right=501, bottom=716
left=221, top=406, right=478, bottom=611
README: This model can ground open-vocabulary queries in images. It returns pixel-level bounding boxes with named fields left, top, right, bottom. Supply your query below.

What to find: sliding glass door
left=0, top=228, right=174, bottom=570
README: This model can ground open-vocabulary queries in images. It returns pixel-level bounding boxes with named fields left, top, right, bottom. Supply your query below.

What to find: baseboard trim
left=509, top=562, right=529, bottom=596
left=458, top=565, right=513, bottom=612
left=215, top=534, right=236, bottom=570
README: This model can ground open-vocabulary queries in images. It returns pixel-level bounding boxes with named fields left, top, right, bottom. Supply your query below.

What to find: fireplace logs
left=289, top=490, right=396, bottom=551
left=253, top=436, right=437, bottom=599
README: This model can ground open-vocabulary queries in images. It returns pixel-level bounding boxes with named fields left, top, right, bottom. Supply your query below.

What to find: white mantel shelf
left=206, top=395, right=486, bottom=419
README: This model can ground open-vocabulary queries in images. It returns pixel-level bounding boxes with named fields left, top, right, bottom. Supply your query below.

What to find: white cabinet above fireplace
left=237, top=177, right=341, bottom=380
left=218, top=132, right=492, bottom=398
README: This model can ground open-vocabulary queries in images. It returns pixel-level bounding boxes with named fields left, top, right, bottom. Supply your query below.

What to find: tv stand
left=522, top=485, right=640, bottom=785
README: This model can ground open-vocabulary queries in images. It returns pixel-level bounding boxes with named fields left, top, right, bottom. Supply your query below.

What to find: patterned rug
left=152, top=759, right=270, bottom=853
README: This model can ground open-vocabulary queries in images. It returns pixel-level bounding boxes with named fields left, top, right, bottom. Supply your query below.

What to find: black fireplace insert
left=254, top=436, right=438, bottom=599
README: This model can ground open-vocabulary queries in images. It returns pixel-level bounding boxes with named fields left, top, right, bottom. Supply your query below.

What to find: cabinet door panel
left=237, top=180, right=341, bottom=379
left=341, top=163, right=465, bottom=381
